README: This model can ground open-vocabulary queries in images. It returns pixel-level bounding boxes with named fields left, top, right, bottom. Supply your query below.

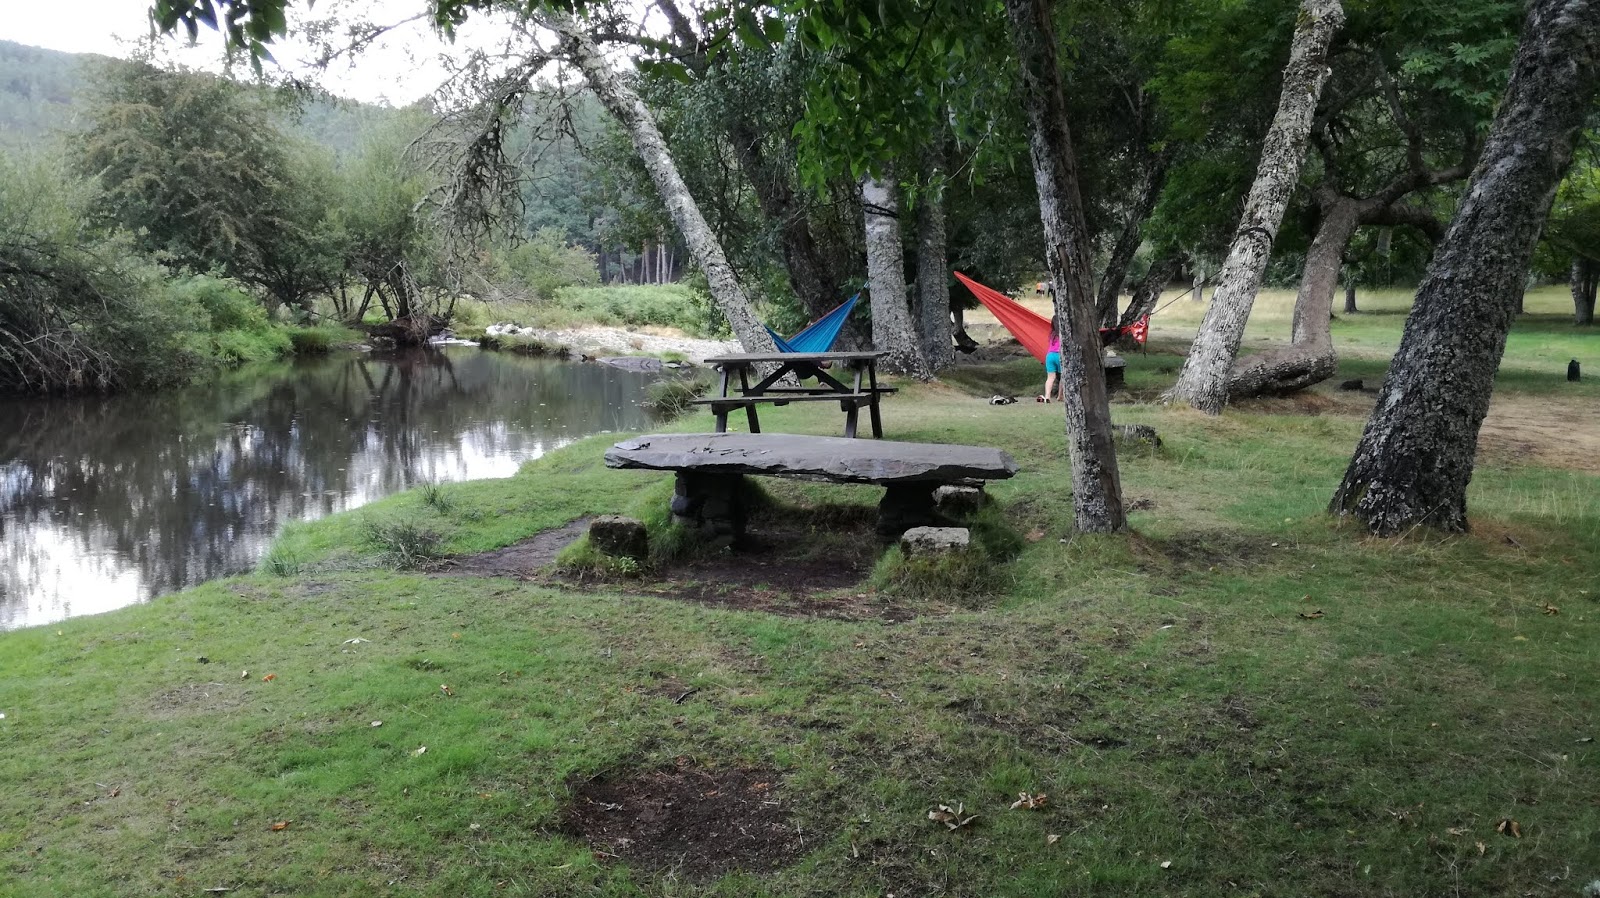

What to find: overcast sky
left=3, top=0, right=504, bottom=105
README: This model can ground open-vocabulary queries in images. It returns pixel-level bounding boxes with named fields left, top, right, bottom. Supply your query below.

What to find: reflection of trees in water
left=0, top=349, right=655, bottom=628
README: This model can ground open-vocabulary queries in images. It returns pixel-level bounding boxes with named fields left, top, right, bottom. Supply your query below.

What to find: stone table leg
left=877, top=482, right=951, bottom=537
left=670, top=471, right=747, bottom=542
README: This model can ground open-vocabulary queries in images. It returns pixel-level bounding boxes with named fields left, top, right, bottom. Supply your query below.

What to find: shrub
left=364, top=519, right=445, bottom=569
left=644, top=373, right=713, bottom=420
left=287, top=325, right=360, bottom=354
left=501, top=227, right=600, bottom=299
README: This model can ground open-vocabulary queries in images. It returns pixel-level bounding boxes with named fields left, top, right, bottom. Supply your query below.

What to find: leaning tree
left=1330, top=0, right=1600, bottom=535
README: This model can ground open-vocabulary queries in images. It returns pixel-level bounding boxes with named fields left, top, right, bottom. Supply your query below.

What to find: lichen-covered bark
left=1095, top=155, right=1170, bottom=328
left=1573, top=256, right=1598, bottom=324
left=1331, top=0, right=1600, bottom=535
left=915, top=184, right=954, bottom=371
left=546, top=14, right=774, bottom=353
left=1227, top=198, right=1357, bottom=398
left=1004, top=0, right=1126, bottom=532
left=861, top=177, right=931, bottom=379
left=1118, top=254, right=1181, bottom=328
left=1162, top=0, right=1345, bottom=413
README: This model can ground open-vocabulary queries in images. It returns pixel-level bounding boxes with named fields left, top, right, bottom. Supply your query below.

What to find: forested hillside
left=0, top=39, right=406, bottom=156
left=0, top=41, right=90, bottom=147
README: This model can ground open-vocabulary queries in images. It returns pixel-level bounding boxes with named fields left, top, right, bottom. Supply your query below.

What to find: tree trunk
left=1229, top=198, right=1359, bottom=398
left=1343, top=276, right=1358, bottom=313
left=861, top=176, right=932, bottom=379
left=1330, top=0, right=1600, bottom=535
left=915, top=181, right=954, bottom=371
left=546, top=14, right=775, bottom=353
left=1162, top=0, right=1345, bottom=413
left=1095, top=155, right=1171, bottom=328
left=1003, top=0, right=1127, bottom=532
left=1119, top=254, right=1181, bottom=328
left=1573, top=256, right=1598, bottom=324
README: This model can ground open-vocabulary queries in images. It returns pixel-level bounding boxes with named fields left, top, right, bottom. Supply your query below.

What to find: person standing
left=1040, top=313, right=1064, bottom=402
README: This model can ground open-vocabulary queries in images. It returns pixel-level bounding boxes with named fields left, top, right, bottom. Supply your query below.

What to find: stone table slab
left=605, top=433, right=1018, bottom=485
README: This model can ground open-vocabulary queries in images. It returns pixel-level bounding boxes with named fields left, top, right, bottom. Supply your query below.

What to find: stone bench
left=605, top=433, right=1018, bottom=538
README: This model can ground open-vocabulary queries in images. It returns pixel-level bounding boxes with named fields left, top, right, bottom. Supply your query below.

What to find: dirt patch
left=1478, top=393, right=1600, bottom=475
left=145, top=682, right=250, bottom=719
left=563, top=761, right=805, bottom=879
left=438, top=518, right=590, bottom=578
left=1134, top=530, right=1280, bottom=573
left=566, top=505, right=924, bottom=621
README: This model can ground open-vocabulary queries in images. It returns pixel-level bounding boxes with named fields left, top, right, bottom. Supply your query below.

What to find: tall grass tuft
left=364, top=519, right=445, bottom=569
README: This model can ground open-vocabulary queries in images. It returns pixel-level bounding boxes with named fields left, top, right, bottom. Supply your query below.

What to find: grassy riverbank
left=2, top=288, right=1597, bottom=897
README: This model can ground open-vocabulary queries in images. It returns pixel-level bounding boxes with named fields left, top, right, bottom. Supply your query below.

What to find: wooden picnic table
left=693, top=350, right=896, bottom=439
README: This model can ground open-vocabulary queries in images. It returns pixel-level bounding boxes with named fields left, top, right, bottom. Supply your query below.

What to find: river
left=0, top=348, right=660, bottom=630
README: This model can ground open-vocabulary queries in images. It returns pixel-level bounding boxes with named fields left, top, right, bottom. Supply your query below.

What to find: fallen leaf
left=1046, top=834, right=1060, bottom=844
left=1298, top=610, right=1325, bottom=620
left=108, top=788, right=120, bottom=798
left=261, top=673, right=276, bottom=682
left=1010, top=792, right=1049, bottom=810
left=370, top=721, right=383, bottom=728
left=413, top=745, right=427, bottom=756
left=1513, top=635, right=1528, bottom=641
left=1475, top=841, right=1486, bottom=855
left=1495, top=818, right=1522, bottom=838
left=240, top=671, right=249, bottom=679
left=928, top=802, right=978, bottom=830
left=1025, top=529, right=1045, bottom=543
left=1576, top=737, right=1593, bottom=744
left=452, top=633, right=461, bottom=639
left=1541, top=604, right=1559, bottom=616
left=1160, top=860, right=1173, bottom=869
left=439, top=684, right=454, bottom=697
left=342, top=637, right=369, bottom=645
left=269, top=821, right=290, bottom=831
left=1446, top=827, right=1469, bottom=836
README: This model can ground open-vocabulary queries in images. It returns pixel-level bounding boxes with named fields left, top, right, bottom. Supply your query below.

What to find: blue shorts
left=1045, top=351, right=1062, bottom=374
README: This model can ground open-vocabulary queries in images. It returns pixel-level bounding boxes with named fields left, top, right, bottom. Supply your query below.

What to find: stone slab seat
left=605, top=432, right=1019, bottom=538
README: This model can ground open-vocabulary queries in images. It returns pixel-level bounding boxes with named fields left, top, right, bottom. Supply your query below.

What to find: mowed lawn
left=2, top=286, right=1597, bottom=897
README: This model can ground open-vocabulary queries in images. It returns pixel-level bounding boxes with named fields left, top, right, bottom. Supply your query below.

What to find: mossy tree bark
left=1004, top=0, right=1126, bottom=532
left=1330, top=0, right=1600, bottom=534
left=1162, top=0, right=1345, bottom=414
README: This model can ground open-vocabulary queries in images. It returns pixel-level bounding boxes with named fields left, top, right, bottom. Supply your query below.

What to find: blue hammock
left=765, top=294, right=859, bottom=353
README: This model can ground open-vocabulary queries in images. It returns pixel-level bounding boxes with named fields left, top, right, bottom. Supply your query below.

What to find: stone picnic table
left=692, top=350, right=896, bottom=439
left=606, top=432, right=1018, bottom=538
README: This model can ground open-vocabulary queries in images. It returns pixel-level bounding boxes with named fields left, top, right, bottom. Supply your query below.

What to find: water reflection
left=0, top=348, right=657, bottom=629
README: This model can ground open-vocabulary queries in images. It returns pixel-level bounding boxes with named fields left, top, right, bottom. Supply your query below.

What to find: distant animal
left=1569, top=359, right=1581, bottom=382
left=988, top=395, right=1017, bottom=405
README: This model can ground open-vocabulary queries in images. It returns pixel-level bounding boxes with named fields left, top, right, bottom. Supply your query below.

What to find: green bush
left=644, top=373, right=713, bottom=420
left=500, top=227, right=600, bottom=299
left=550, top=284, right=724, bottom=337
left=287, top=325, right=360, bottom=354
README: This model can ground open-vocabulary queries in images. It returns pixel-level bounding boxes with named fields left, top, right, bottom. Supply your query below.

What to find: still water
left=0, top=348, right=659, bottom=630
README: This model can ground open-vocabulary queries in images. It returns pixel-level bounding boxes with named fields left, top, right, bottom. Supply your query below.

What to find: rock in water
left=900, top=527, right=971, bottom=556
left=589, top=515, right=648, bottom=560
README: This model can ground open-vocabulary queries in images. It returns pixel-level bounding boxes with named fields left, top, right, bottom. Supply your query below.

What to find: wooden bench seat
left=606, top=432, right=1018, bottom=537
left=688, top=392, right=890, bottom=437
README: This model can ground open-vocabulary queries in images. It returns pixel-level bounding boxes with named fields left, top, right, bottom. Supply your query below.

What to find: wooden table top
left=704, top=350, right=887, bottom=365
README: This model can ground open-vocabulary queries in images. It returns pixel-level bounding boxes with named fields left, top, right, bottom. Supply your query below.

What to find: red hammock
left=952, top=271, right=1147, bottom=362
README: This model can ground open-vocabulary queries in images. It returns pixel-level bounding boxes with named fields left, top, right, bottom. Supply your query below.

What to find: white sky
left=2, top=0, right=511, bottom=105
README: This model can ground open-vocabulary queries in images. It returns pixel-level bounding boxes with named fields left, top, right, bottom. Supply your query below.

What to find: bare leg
left=1043, top=371, right=1058, bottom=402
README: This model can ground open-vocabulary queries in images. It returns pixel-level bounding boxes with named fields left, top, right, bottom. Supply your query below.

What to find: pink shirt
left=1047, top=334, right=1061, bottom=354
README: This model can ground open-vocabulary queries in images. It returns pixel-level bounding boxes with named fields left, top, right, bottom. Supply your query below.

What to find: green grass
left=3, top=290, right=1599, bottom=897
left=453, top=284, right=727, bottom=340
